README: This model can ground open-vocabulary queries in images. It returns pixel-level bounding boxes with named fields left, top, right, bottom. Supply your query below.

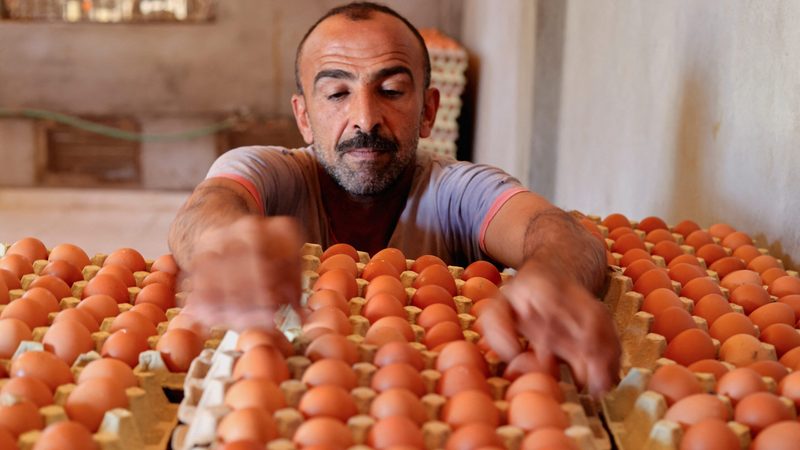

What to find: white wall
left=553, top=1, right=800, bottom=266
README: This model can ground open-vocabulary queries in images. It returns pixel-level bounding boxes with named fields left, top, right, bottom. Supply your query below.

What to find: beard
left=315, top=128, right=417, bottom=196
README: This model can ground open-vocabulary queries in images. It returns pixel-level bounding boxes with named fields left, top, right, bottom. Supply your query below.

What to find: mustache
left=336, top=130, right=399, bottom=154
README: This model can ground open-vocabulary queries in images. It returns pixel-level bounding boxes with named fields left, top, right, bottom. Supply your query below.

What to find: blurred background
left=0, top=0, right=798, bottom=268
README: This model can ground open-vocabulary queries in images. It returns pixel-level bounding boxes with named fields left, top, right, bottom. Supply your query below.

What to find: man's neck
left=318, top=162, right=414, bottom=255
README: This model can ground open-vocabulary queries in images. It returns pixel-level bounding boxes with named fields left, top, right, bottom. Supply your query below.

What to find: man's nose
left=351, top=92, right=382, bottom=133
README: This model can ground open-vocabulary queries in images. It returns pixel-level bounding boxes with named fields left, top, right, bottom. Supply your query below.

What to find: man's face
left=292, top=13, right=439, bottom=196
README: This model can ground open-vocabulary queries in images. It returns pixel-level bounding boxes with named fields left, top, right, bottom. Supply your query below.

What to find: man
left=169, top=2, right=620, bottom=395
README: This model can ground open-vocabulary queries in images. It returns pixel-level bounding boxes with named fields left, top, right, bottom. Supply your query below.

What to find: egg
left=23, top=287, right=60, bottom=314
left=461, top=276, right=500, bottom=301
left=652, top=306, right=698, bottom=342
left=367, top=316, right=415, bottom=342
left=101, top=329, right=150, bottom=368
left=78, top=358, right=138, bottom=388
left=622, top=259, right=658, bottom=283
left=652, top=241, right=683, bottom=264
left=151, top=253, right=179, bottom=274
left=31, top=420, right=99, bottom=450
left=505, top=372, right=564, bottom=402
left=747, top=360, right=789, bottom=384
left=224, top=378, right=286, bottom=412
left=720, top=270, right=762, bottom=292
left=362, top=258, right=401, bottom=281
left=141, top=271, right=176, bottom=290
left=508, top=391, right=568, bottom=432
left=445, top=422, right=505, bottom=450
left=620, top=248, right=651, bottom=267
left=0, top=428, right=15, bottom=450
left=7, top=237, right=47, bottom=262
left=305, top=333, right=359, bottom=364
left=411, top=284, right=455, bottom=310
left=110, top=311, right=157, bottom=338
left=82, top=274, right=129, bottom=304
left=663, top=329, right=716, bottom=366
left=233, top=345, right=289, bottom=382
left=762, top=267, right=789, bottom=287
left=520, top=427, right=579, bottom=450
left=42, top=320, right=95, bottom=365
left=462, top=261, right=502, bottom=286
left=442, top=389, right=500, bottom=428
left=687, top=359, right=730, bottom=381
left=306, top=289, right=350, bottom=314
left=301, top=358, right=357, bottom=389
left=29, top=275, right=72, bottom=301
left=166, top=311, right=211, bottom=342
left=65, top=377, right=129, bottom=431
left=370, top=388, right=427, bottom=425
left=750, top=302, right=795, bottom=330
left=663, top=394, right=730, bottom=428
left=48, top=243, right=90, bottom=271
left=438, top=364, right=491, bottom=397
left=778, top=370, right=800, bottom=410
left=293, top=417, right=354, bottom=448
left=709, top=312, right=757, bottom=343
left=719, top=333, right=771, bottom=367
left=321, top=243, right=359, bottom=262
left=709, top=257, right=747, bottom=280
left=779, top=346, right=800, bottom=370
left=0, top=398, right=44, bottom=437
left=646, top=364, right=704, bottom=406
left=367, top=415, right=425, bottom=449
left=313, top=269, right=359, bottom=299
left=748, top=255, right=781, bottom=274
left=40, top=260, right=83, bottom=286
left=77, top=294, right=120, bottom=322
left=721, top=231, right=753, bottom=250
left=728, top=284, right=770, bottom=315
left=669, top=253, right=704, bottom=269
left=155, top=328, right=204, bottom=373
left=633, top=268, right=672, bottom=297
left=695, top=244, right=728, bottom=266
left=679, top=418, right=740, bottom=450
left=716, top=367, right=767, bottom=404
left=734, top=392, right=793, bottom=435
left=134, top=283, right=175, bottom=311
left=96, top=264, right=136, bottom=287
left=362, top=293, right=406, bottom=323
left=0, top=318, right=33, bottom=358
left=0, top=268, right=21, bottom=289
left=299, top=384, right=358, bottom=420
left=216, top=407, right=278, bottom=445
left=645, top=228, right=676, bottom=244
left=503, top=351, right=560, bottom=380
left=235, top=328, right=293, bottom=357
left=10, top=350, right=74, bottom=390
left=414, top=264, right=457, bottom=295
left=1, top=376, right=54, bottom=407
left=0, top=298, right=49, bottom=328
left=640, top=289, right=684, bottom=318
left=371, top=363, right=426, bottom=396
left=424, top=320, right=464, bottom=349
left=693, top=294, right=734, bottom=326
left=373, top=341, right=424, bottom=370
left=751, top=421, right=800, bottom=450
left=680, top=277, right=723, bottom=303
left=0, top=254, right=34, bottom=279
left=436, top=341, right=489, bottom=375
left=672, top=219, right=701, bottom=238
left=365, top=275, right=408, bottom=302
left=608, top=226, right=635, bottom=240
left=770, top=275, right=800, bottom=298
left=602, top=213, right=632, bottom=231
left=317, top=253, right=359, bottom=278
left=371, top=248, right=407, bottom=273
left=611, top=233, right=646, bottom=255
left=129, top=302, right=168, bottom=326
left=417, top=303, right=460, bottom=330
left=104, top=247, right=146, bottom=273
left=668, top=263, right=707, bottom=287
left=411, top=254, right=447, bottom=273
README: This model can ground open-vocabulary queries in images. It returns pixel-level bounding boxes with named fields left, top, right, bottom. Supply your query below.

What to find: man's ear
left=291, top=93, right=314, bottom=144
left=419, top=87, right=440, bottom=139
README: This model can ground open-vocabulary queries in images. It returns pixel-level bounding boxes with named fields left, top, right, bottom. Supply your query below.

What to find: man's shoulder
left=224, top=145, right=315, bottom=160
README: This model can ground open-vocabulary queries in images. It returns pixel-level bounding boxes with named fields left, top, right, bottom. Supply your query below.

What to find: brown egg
left=720, top=270, right=762, bottom=292
left=233, top=345, right=289, bottom=382
left=687, top=359, right=730, bottom=381
left=0, top=268, right=21, bottom=290
left=719, top=333, right=770, bottom=367
left=40, top=260, right=83, bottom=286
left=156, top=328, right=204, bottom=373
left=778, top=371, right=800, bottom=409
left=29, top=275, right=72, bottom=301
left=417, top=303, right=459, bottom=330
left=301, top=358, right=357, bottom=390
left=299, top=384, right=357, bottom=420
left=78, top=358, right=138, bottom=388
left=748, top=360, right=789, bottom=384
left=461, top=276, right=500, bottom=301
left=414, top=265, right=457, bottom=296
left=646, top=364, right=703, bottom=406
left=306, top=289, right=350, bottom=314
left=225, top=378, right=286, bottom=412
left=48, top=243, right=90, bottom=271
left=65, top=377, right=129, bottom=431
left=709, top=257, right=747, bottom=280
left=638, top=216, right=668, bottom=233
left=611, top=233, right=646, bottom=254
left=235, top=328, right=293, bottom=357
left=370, top=388, right=427, bottom=425
left=372, top=248, right=407, bottom=274
left=646, top=228, right=676, bottom=244
left=166, top=312, right=211, bottom=342
left=32, top=420, right=99, bottom=450
left=438, top=364, right=491, bottom=397
left=8, top=237, right=47, bottom=263
left=110, top=311, right=157, bottom=338
left=695, top=244, right=728, bottom=266
left=664, top=394, right=729, bottom=428
left=0, top=398, right=44, bottom=437
left=520, top=427, right=579, bottom=450
left=436, top=341, right=489, bottom=375
left=362, top=259, right=401, bottom=281
left=708, top=223, right=736, bottom=240
left=362, top=293, right=406, bottom=324
left=96, top=264, right=136, bottom=287
left=1, top=376, right=54, bottom=407
left=762, top=267, right=789, bottom=287
left=503, top=350, right=560, bottom=380
left=505, top=372, right=563, bottom=402
left=365, top=275, right=407, bottom=303
left=141, top=271, right=176, bottom=290
left=0, top=428, right=16, bottom=450
left=721, top=231, right=753, bottom=251
left=652, top=241, right=683, bottom=264
left=751, top=421, right=800, bottom=450
left=759, top=323, right=800, bottom=357
left=151, top=253, right=179, bottom=274
left=641, top=288, right=683, bottom=315
left=669, top=253, right=704, bottom=269
left=608, top=226, right=635, bottom=240
left=305, top=333, right=358, bottom=364
left=735, top=392, right=792, bottom=435
left=11, top=350, right=74, bottom=390
left=623, top=259, right=657, bottom=283
left=371, top=363, right=426, bottom=396
left=663, top=329, right=716, bottom=366
left=633, top=268, right=672, bottom=297
left=321, top=243, right=359, bottom=262
left=424, top=321, right=464, bottom=349
left=672, top=220, right=701, bottom=238
left=82, top=274, right=129, bottom=304
left=779, top=346, right=800, bottom=370
left=304, top=306, right=353, bottom=335
left=0, top=318, right=33, bottom=358
left=293, top=417, right=354, bottom=448
left=373, top=341, right=424, bottom=370
left=411, top=254, right=447, bottom=273
left=411, top=284, right=455, bottom=310
left=602, top=213, right=632, bottom=231
left=1, top=298, right=49, bottom=329
left=442, top=389, right=500, bottom=428
left=748, top=255, right=781, bottom=274
left=652, top=306, right=698, bottom=342
left=42, top=320, right=94, bottom=365
left=0, top=277, right=8, bottom=306
left=668, top=263, right=707, bottom=287
left=620, top=248, right=652, bottom=267
left=693, top=294, right=733, bottom=326
left=101, top=329, right=149, bottom=368
left=770, top=275, right=800, bottom=298
left=367, top=415, right=424, bottom=449
left=508, top=391, right=568, bottom=432
left=364, top=325, right=408, bottom=346
left=679, top=418, right=740, bottom=450
left=685, top=230, right=714, bottom=249
left=129, top=302, right=168, bottom=326
left=445, top=422, right=505, bottom=450
left=313, top=269, right=358, bottom=299
left=317, top=253, right=359, bottom=278
left=104, top=248, right=146, bottom=273
left=369, top=316, right=415, bottom=341
left=0, top=254, right=34, bottom=279
left=23, top=287, right=59, bottom=314
left=462, top=261, right=502, bottom=286
left=750, top=302, right=795, bottom=330
left=134, top=282, right=175, bottom=311
left=681, top=277, right=722, bottom=303
left=217, top=407, right=278, bottom=445
left=77, top=294, right=120, bottom=322
left=709, top=312, right=757, bottom=343
left=729, top=284, right=770, bottom=315
left=716, top=367, right=767, bottom=404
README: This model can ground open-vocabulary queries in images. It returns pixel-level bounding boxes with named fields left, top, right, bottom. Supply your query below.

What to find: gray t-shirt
left=206, top=146, right=526, bottom=265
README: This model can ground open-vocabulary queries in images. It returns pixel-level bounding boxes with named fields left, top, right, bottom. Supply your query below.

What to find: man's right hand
left=181, top=216, right=303, bottom=332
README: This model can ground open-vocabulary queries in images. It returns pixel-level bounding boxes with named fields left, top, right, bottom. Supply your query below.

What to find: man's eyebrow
left=372, top=66, right=414, bottom=83
left=313, top=69, right=356, bottom=87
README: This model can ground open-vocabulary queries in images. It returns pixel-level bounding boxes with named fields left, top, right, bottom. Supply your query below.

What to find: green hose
left=0, top=107, right=237, bottom=142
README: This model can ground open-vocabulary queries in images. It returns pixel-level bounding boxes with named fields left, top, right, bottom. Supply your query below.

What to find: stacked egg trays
left=580, top=214, right=800, bottom=449
left=172, top=242, right=610, bottom=450
left=0, top=239, right=214, bottom=450
left=418, top=28, right=468, bottom=159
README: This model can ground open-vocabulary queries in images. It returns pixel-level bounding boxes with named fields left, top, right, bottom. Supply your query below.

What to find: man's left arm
left=480, top=191, right=621, bottom=397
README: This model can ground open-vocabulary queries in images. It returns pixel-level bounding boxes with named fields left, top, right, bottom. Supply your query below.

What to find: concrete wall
left=551, top=1, right=800, bottom=266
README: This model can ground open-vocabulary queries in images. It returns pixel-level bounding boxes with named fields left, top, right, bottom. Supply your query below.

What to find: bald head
left=294, top=2, right=431, bottom=94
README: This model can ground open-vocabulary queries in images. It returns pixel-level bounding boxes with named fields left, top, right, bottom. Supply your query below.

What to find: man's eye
left=381, top=88, right=403, bottom=97
left=327, top=92, right=348, bottom=100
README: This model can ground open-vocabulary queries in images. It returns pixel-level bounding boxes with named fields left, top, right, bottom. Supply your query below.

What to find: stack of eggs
left=0, top=238, right=207, bottom=450
left=592, top=214, right=800, bottom=449
left=173, top=243, right=606, bottom=450
left=417, top=28, right=468, bottom=159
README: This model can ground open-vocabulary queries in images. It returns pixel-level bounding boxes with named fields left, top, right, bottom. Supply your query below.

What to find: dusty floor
left=0, top=188, right=190, bottom=259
